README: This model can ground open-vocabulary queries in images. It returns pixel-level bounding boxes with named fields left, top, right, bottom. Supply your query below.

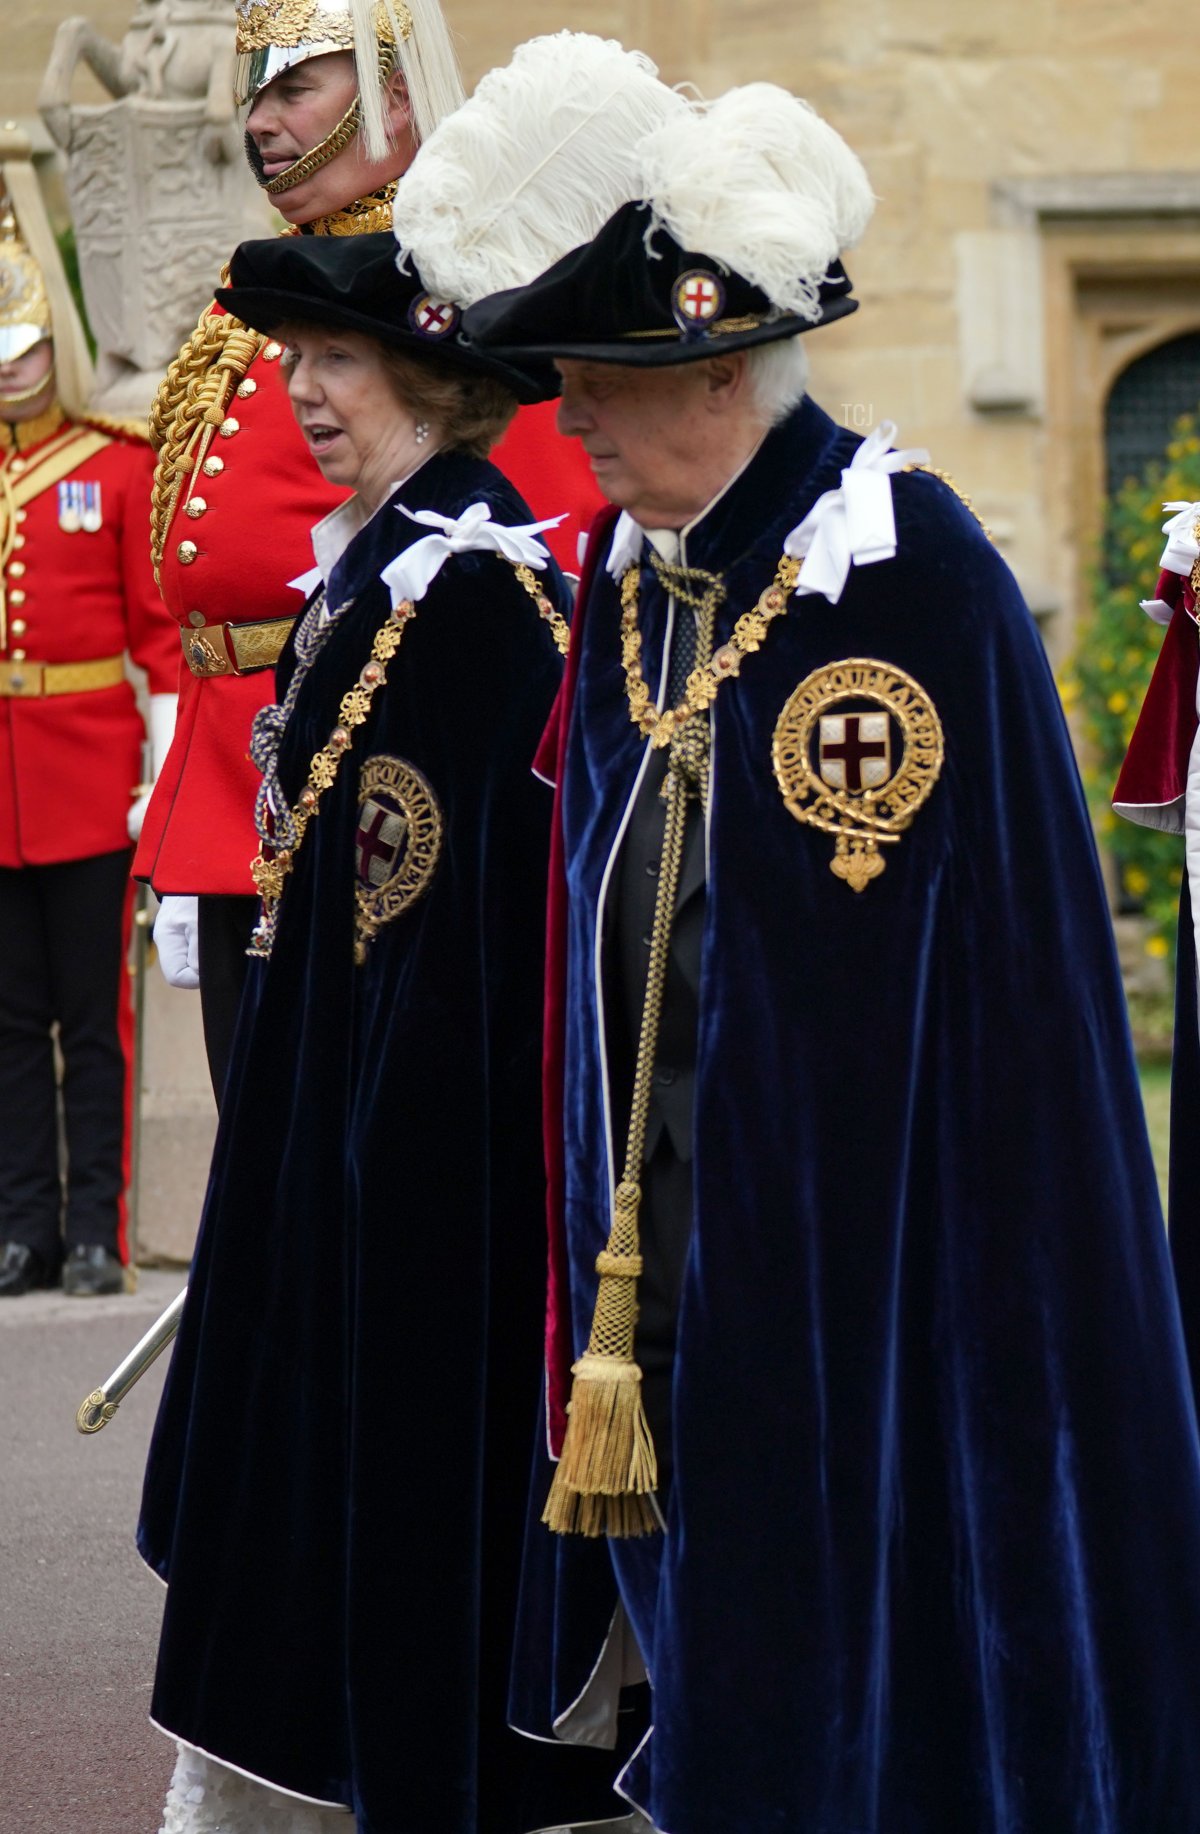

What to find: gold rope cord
left=544, top=572, right=718, bottom=1540
left=149, top=302, right=265, bottom=585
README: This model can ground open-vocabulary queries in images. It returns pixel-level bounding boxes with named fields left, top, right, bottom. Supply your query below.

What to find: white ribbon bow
left=784, top=420, right=930, bottom=604
left=1158, top=501, right=1200, bottom=577
left=380, top=501, right=566, bottom=607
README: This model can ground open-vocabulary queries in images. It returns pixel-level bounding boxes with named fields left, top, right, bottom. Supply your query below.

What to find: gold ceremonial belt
left=181, top=616, right=296, bottom=678
left=0, top=655, right=125, bottom=697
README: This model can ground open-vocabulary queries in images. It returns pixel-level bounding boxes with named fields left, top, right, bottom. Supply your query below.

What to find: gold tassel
left=544, top=1187, right=662, bottom=1539
left=545, top=566, right=720, bottom=1540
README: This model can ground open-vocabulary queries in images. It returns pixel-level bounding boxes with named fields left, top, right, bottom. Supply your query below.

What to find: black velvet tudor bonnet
left=215, top=231, right=556, bottom=404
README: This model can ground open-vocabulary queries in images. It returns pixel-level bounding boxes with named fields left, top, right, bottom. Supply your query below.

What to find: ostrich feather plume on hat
left=391, top=32, right=687, bottom=306
left=638, top=82, right=876, bottom=322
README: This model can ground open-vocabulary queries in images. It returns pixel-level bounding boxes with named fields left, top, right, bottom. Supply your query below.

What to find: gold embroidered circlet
left=772, top=659, right=945, bottom=891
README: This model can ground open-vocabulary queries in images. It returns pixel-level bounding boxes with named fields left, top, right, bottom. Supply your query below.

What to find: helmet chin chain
left=0, top=362, right=56, bottom=410
left=245, top=92, right=363, bottom=196
left=244, top=44, right=397, bottom=198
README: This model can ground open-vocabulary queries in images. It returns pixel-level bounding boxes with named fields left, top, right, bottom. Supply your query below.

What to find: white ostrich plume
left=638, top=83, right=876, bottom=322
left=392, top=31, right=687, bottom=305
left=349, top=0, right=466, bottom=164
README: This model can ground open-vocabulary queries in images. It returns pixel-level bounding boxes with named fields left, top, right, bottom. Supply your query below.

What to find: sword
left=125, top=875, right=153, bottom=1288
left=76, top=1285, right=187, bottom=1434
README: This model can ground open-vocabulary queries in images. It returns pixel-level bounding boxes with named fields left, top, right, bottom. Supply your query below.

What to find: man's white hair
left=743, top=337, right=811, bottom=426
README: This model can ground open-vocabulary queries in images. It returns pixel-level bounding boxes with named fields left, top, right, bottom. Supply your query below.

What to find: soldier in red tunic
left=135, top=0, right=602, bottom=1100
left=0, top=162, right=177, bottom=1298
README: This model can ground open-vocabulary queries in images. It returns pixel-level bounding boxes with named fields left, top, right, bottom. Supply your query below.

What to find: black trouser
left=197, top=892, right=259, bottom=1108
left=0, top=849, right=132, bottom=1260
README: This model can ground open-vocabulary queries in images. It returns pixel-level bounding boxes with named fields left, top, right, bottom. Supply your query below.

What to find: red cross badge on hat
left=408, top=294, right=460, bottom=339
left=672, top=269, right=725, bottom=333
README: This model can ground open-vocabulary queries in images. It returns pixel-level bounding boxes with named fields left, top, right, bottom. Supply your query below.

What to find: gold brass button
left=12, top=533, right=24, bottom=548
left=14, top=508, right=25, bottom=523
left=10, top=618, right=26, bottom=636
left=187, top=610, right=206, bottom=627
left=11, top=647, right=25, bottom=661
left=8, top=560, right=25, bottom=577
left=263, top=342, right=282, bottom=361
left=177, top=540, right=198, bottom=565
left=185, top=497, right=207, bottom=519
left=9, top=588, right=25, bottom=605
left=202, top=455, right=224, bottom=477
left=236, top=378, right=257, bottom=398
left=10, top=458, right=24, bottom=476
left=219, top=417, right=240, bottom=439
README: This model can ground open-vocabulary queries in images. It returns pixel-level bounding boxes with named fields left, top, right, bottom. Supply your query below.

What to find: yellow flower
left=1171, top=868, right=1184, bottom=886
left=1145, top=935, right=1170, bottom=959
left=1124, top=866, right=1150, bottom=896
left=1107, top=690, right=1129, bottom=713
left=1098, top=654, right=1115, bottom=672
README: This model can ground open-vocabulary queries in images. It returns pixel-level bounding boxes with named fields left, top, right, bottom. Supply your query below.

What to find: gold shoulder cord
left=149, top=297, right=266, bottom=585
left=249, top=557, right=571, bottom=957
left=902, top=462, right=993, bottom=543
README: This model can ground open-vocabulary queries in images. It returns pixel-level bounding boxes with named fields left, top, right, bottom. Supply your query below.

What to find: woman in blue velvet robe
left=136, top=234, right=624, bottom=1834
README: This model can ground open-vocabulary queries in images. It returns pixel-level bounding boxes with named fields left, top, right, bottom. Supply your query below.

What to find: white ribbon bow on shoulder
left=785, top=420, right=930, bottom=605
left=380, top=501, right=566, bottom=608
left=1158, top=501, right=1200, bottom=577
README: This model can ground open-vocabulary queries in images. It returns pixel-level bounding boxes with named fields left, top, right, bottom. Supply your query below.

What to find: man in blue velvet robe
left=454, top=79, right=1200, bottom=1834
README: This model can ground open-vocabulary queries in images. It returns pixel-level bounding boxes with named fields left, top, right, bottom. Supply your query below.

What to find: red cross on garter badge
left=772, top=659, right=944, bottom=892
left=353, top=754, right=443, bottom=962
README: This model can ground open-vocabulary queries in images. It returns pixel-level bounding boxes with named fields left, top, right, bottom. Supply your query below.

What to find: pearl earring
left=414, top=420, right=430, bottom=445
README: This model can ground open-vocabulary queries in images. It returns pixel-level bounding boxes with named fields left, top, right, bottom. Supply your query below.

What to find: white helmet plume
left=349, top=0, right=465, bottom=163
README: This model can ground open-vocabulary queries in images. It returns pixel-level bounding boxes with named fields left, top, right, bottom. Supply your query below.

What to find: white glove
left=128, top=691, right=179, bottom=842
left=154, top=895, right=200, bottom=990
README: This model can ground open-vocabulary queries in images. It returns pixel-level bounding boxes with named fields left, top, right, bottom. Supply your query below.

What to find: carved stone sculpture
left=39, top=0, right=272, bottom=416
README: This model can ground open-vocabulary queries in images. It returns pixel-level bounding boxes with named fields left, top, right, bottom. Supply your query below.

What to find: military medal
left=57, top=480, right=81, bottom=532
left=772, top=658, right=944, bottom=891
left=57, top=480, right=102, bottom=533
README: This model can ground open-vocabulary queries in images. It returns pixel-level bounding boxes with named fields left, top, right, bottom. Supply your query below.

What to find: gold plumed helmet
left=234, top=0, right=463, bottom=197
left=0, top=204, right=51, bottom=364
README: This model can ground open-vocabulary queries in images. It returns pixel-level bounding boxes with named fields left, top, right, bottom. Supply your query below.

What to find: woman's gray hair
left=743, top=336, right=811, bottom=425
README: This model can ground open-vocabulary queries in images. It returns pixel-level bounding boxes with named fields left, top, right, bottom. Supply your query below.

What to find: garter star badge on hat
left=772, top=658, right=944, bottom=892
left=672, top=269, right=725, bottom=334
left=408, top=293, right=459, bottom=339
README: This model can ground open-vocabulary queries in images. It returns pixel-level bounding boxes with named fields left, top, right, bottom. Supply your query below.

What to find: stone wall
left=13, top=0, right=1200, bottom=656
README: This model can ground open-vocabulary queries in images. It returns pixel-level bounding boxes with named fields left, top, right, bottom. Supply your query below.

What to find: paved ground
left=0, top=1271, right=186, bottom=1834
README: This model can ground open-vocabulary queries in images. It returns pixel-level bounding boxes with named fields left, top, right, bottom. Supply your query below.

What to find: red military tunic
left=0, top=407, right=178, bottom=865
left=136, top=320, right=601, bottom=898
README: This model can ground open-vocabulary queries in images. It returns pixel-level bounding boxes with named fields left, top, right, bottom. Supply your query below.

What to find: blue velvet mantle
left=138, top=454, right=625, bottom=1832
left=512, top=398, right=1200, bottom=1833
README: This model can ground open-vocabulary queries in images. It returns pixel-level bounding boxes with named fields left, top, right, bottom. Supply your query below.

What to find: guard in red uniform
left=0, top=162, right=177, bottom=1298
left=135, top=0, right=602, bottom=1102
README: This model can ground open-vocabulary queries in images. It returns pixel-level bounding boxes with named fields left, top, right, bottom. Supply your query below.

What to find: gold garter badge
left=772, top=658, right=944, bottom=892
left=353, top=755, right=443, bottom=962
